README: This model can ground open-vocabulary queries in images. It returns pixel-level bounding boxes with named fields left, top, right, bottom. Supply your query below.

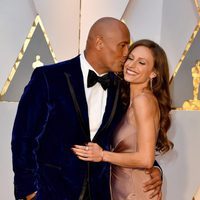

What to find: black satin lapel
left=64, top=72, right=90, bottom=140
left=92, top=78, right=120, bottom=141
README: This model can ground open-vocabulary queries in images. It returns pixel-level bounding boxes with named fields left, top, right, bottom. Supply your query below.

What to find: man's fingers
left=149, top=186, right=161, bottom=199
left=144, top=168, right=162, bottom=190
left=157, top=191, right=162, bottom=200
left=144, top=174, right=161, bottom=189
left=26, top=192, right=37, bottom=200
left=144, top=179, right=162, bottom=192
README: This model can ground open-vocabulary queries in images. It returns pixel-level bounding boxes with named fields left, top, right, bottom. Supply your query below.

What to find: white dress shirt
left=80, top=53, right=108, bottom=140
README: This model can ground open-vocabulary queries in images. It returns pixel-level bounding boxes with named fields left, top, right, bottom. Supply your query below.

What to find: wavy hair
left=120, top=39, right=173, bottom=154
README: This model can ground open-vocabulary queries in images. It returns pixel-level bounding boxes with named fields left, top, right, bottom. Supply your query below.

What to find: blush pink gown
left=110, top=105, right=158, bottom=200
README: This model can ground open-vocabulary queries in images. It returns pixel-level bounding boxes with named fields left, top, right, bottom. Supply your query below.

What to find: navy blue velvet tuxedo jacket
left=11, top=55, right=126, bottom=200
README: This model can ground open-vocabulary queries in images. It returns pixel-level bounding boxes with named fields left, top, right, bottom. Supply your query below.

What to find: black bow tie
left=87, top=70, right=111, bottom=90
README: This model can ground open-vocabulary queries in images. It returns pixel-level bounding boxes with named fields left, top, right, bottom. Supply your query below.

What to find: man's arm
left=12, top=68, right=49, bottom=199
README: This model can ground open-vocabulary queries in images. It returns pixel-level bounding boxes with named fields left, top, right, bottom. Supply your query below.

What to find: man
left=12, top=17, right=162, bottom=200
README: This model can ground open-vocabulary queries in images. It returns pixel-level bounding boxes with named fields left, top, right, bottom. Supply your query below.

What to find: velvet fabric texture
left=11, top=55, right=126, bottom=200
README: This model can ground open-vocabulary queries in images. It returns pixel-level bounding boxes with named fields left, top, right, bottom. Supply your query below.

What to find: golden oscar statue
left=32, top=55, right=44, bottom=69
left=182, top=60, right=200, bottom=110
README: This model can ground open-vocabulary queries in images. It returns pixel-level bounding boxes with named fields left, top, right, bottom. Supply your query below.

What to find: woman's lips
left=126, top=68, right=138, bottom=75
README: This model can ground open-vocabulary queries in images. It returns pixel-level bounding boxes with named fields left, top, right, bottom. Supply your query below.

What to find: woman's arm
left=72, top=94, right=159, bottom=169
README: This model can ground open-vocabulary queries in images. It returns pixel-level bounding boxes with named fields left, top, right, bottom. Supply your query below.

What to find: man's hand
left=144, top=167, right=162, bottom=199
left=26, top=191, right=37, bottom=200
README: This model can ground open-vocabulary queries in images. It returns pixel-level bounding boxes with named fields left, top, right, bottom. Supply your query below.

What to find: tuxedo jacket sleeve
left=11, top=68, right=50, bottom=198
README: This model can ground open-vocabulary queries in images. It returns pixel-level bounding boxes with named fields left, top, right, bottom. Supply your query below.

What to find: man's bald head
left=84, top=17, right=130, bottom=74
left=86, top=17, right=130, bottom=50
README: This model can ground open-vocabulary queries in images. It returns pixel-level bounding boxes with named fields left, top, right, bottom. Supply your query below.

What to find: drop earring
left=150, top=78, right=153, bottom=91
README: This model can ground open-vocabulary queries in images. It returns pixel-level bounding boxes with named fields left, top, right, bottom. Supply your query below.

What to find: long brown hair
left=120, top=39, right=173, bottom=154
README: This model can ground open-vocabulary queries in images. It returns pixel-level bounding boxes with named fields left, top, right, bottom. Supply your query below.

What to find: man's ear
left=96, top=36, right=104, bottom=50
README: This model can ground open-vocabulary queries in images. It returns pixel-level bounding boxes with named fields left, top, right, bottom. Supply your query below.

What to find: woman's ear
left=150, top=71, right=157, bottom=79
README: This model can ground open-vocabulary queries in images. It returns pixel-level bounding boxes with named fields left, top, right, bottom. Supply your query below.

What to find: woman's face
left=123, top=46, right=155, bottom=85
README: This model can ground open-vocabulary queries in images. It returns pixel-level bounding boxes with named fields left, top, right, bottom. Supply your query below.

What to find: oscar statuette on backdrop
left=32, top=55, right=44, bottom=69
left=182, top=60, right=200, bottom=110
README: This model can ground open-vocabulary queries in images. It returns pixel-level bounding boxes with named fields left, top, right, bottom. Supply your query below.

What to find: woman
left=72, top=39, right=174, bottom=200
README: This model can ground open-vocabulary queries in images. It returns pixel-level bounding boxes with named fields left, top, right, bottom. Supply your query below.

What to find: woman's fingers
left=72, top=143, right=103, bottom=162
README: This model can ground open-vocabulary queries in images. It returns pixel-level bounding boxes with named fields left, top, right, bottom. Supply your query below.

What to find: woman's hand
left=72, top=142, right=104, bottom=162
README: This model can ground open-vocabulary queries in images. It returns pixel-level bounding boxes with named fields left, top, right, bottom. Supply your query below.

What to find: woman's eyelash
left=127, top=57, right=146, bottom=65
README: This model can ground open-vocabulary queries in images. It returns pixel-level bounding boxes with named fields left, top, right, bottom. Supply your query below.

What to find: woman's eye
left=128, top=57, right=133, bottom=60
left=139, top=61, right=145, bottom=65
